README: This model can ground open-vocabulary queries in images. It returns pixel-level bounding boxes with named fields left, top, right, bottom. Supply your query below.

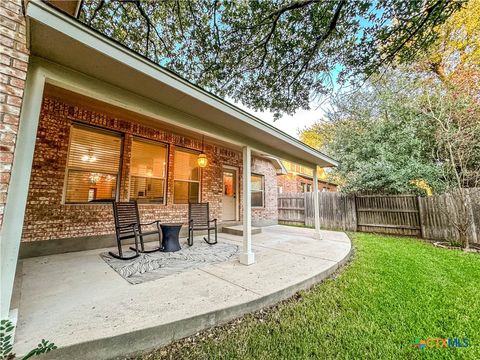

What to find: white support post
left=312, top=165, right=322, bottom=240
left=0, top=66, right=45, bottom=320
left=240, top=146, right=255, bottom=265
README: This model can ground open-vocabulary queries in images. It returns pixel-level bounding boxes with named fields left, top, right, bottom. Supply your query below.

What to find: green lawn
left=140, top=233, right=480, bottom=359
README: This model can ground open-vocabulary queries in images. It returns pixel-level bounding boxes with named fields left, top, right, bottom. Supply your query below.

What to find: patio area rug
left=100, top=241, right=239, bottom=284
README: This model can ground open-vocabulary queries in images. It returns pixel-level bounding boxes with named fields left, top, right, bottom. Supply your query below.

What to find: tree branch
left=87, top=0, right=105, bottom=25
left=381, top=0, right=446, bottom=66
left=289, top=0, right=346, bottom=87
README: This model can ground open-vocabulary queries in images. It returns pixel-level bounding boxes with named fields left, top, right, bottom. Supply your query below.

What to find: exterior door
left=222, top=168, right=237, bottom=221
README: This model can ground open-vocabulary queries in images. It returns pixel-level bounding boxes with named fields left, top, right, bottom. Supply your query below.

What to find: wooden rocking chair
left=187, top=202, right=218, bottom=246
left=109, top=201, right=162, bottom=260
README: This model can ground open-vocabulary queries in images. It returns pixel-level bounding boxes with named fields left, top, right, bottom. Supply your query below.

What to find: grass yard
left=140, top=233, right=480, bottom=359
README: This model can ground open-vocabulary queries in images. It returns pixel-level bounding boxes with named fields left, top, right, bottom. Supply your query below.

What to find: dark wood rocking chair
left=108, top=200, right=162, bottom=260
left=187, top=202, right=218, bottom=246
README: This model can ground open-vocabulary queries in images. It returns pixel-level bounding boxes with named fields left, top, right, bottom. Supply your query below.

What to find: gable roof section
left=25, top=0, right=338, bottom=168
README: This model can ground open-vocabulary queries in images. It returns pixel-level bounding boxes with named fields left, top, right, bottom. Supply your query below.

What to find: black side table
left=160, top=223, right=182, bottom=252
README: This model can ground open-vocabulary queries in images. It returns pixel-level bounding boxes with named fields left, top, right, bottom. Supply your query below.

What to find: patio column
left=312, top=165, right=322, bottom=240
left=0, top=66, right=45, bottom=320
left=240, top=146, right=255, bottom=265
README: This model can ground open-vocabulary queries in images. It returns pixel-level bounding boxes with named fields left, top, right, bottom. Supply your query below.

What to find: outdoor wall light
left=197, top=135, right=208, bottom=168
left=197, top=153, right=208, bottom=168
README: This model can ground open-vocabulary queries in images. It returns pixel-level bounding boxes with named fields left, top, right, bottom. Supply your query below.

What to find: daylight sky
left=235, top=103, right=327, bottom=139
left=234, top=64, right=340, bottom=139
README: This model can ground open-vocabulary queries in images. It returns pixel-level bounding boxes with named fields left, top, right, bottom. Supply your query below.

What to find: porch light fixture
left=197, top=136, right=208, bottom=168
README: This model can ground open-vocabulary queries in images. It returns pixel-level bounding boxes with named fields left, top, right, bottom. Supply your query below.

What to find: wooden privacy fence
left=355, top=195, right=421, bottom=236
left=278, top=191, right=479, bottom=243
left=418, top=190, right=479, bottom=244
left=278, top=192, right=357, bottom=231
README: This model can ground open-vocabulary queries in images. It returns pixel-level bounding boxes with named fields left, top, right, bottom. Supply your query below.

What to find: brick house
left=277, top=160, right=337, bottom=193
left=0, top=0, right=337, bottom=323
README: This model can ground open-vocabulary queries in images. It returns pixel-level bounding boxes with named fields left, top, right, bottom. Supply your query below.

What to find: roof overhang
left=25, top=0, right=338, bottom=168
left=262, top=156, right=288, bottom=175
left=42, top=0, right=81, bottom=17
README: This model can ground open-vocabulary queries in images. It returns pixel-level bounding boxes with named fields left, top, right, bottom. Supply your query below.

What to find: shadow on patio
left=13, top=225, right=351, bottom=359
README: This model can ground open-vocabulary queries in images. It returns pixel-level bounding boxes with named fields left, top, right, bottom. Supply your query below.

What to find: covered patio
left=13, top=225, right=351, bottom=359
left=1, top=3, right=344, bottom=359
left=2, top=0, right=337, bottom=326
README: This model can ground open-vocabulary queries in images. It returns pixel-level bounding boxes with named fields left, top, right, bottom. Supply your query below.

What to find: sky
left=232, top=64, right=340, bottom=139
left=235, top=103, right=327, bottom=139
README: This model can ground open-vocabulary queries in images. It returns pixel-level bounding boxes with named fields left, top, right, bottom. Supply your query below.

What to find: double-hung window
left=251, top=174, right=264, bottom=207
left=173, top=148, right=200, bottom=204
left=129, top=138, right=167, bottom=204
left=64, top=124, right=122, bottom=203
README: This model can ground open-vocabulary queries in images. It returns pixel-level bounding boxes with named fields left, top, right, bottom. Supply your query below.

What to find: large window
left=173, top=148, right=200, bottom=204
left=129, top=138, right=167, bottom=204
left=65, top=124, right=122, bottom=203
left=251, top=174, right=264, bottom=207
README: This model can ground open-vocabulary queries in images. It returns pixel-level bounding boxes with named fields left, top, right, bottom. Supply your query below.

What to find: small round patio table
left=160, top=223, right=182, bottom=252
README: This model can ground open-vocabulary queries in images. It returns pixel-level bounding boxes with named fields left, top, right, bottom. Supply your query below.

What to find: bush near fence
left=278, top=191, right=479, bottom=244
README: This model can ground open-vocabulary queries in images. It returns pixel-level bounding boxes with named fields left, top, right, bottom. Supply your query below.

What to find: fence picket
left=278, top=191, right=479, bottom=243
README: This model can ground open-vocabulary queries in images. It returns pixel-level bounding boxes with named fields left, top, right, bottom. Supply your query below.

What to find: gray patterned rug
left=100, top=241, right=239, bottom=284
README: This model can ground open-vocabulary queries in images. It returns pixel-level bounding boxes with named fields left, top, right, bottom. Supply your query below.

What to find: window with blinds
left=129, top=138, right=167, bottom=204
left=251, top=174, right=264, bottom=207
left=64, top=124, right=122, bottom=203
left=173, top=148, right=200, bottom=204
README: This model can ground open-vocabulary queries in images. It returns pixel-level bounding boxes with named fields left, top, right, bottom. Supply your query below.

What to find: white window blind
left=129, top=138, right=167, bottom=203
left=251, top=174, right=264, bottom=207
left=65, top=124, right=122, bottom=203
left=173, top=148, right=200, bottom=204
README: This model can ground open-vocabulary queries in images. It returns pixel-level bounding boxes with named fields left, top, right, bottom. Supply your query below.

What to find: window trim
left=251, top=173, right=265, bottom=208
left=128, top=137, right=169, bottom=205
left=173, top=146, right=201, bottom=204
left=63, top=122, right=123, bottom=205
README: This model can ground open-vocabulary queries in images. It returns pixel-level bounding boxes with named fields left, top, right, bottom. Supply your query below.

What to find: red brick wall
left=320, top=181, right=337, bottom=192
left=277, top=174, right=337, bottom=193
left=0, top=0, right=29, bottom=228
left=252, top=157, right=278, bottom=226
left=277, top=173, right=301, bottom=193
left=21, top=95, right=279, bottom=241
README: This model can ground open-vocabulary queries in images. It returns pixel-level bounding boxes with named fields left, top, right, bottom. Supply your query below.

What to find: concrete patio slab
left=221, top=226, right=351, bottom=263
left=13, top=226, right=351, bottom=360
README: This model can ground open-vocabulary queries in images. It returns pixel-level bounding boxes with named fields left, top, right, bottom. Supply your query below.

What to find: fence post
left=304, top=192, right=307, bottom=226
left=466, top=189, right=478, bottom=244
left=417, top=196, right=425, bottom=239
left=354, top=194, right=359, bottom=232
left=312, top=166, right=322, bottom=239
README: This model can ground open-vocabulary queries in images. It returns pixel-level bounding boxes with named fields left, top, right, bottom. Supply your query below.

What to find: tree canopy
left=299, top=0, right=480, bottom=194
left=79, top=0, right=464, bottom=118
left=301, top=76, right=445, bottom=194
left=415, top=0, right=480, bottom=81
